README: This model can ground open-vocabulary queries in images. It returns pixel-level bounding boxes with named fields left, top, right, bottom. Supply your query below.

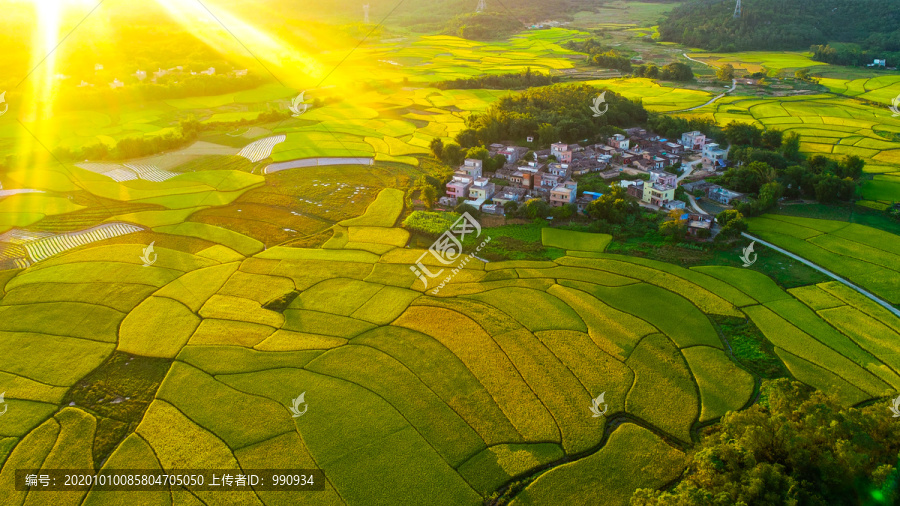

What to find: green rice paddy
left=1, top=190, right=898, bottom=504
left=1, top=19, right=900, bottom=505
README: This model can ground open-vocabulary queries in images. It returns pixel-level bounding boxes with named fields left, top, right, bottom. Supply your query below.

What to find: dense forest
left=659, top=0, right=900, bottom=53
left=459, top=83, right=646, bottom=146
left=428, top=83, right=645, bottom=167
left=443, top=12, right=525, bottom=41
left=433, top=68, right=559, bottom=90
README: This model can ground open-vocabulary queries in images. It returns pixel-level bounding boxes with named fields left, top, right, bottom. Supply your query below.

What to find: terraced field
left=746, top=214, right=900, bottom=305
left=2, top=16, right=900, bottom=503
left=1, top=189, right=897, bottom=504
left=677, top=50, right=900, bottom=205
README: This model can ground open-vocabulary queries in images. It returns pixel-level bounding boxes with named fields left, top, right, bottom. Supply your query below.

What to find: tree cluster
left=564, top=38, right=633, bottom=72
left=450, top=83, right=647, bottom=150
left=714, top=122, right=863, bottom=214
left=810, top=44, right=900, bottom=68
left=633, top=62, right=694, bottom=82
left=58, top=73, right=265, bottom=111
left=444, top=12, right=522, bottom=41
left=646, top=113, right=723, bottom=144
left=434, top=68, right=558, bottom=90
left=634, top=379, right=900, bottom=505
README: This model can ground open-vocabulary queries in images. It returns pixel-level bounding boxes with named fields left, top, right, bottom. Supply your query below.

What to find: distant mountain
left=659, top=0, right=900, bottom=52
left=269, top=0, right=606, bottom=26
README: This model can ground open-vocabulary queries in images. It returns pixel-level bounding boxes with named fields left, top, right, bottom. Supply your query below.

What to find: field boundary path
left=672, top=78, right=736, bottom=112
left=264, top=157, right=375, bottom=174
left=742, top=232, right=900, bottom=318
left=673, top=53, right=737, bottom=112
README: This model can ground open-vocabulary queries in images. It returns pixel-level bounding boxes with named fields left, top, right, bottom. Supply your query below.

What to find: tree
left=464, top=146, right=490, bottom=165
left=491, top=153, right=508, bottom=172
left=502, top=200, right=518, bottom=215
left=551, top=203, right=575, bottom=219
left=715, top=209, right=748, bottom=240
left=645, top=64, right=660, bottom=79
left=780, top=132, right=801, bottom=161
left=441, top=143, right=464, bottom=166
left=748, top=161, right=777, bottom=185
left=420, top=185, right=437, bottom=209
left=586, top=184, right=639, bottom=224
left=782, top=165, right=815, bottom=199
left=814, top=174, right=855, bottom=203
left=633, top=379, right=900, bottom=505
left=837, top=155, right=865, bottom=180
left=807, top=154, right=833, bottom=174
left=429, top=137, right=444, bottom=159
left=455, top=128, right=479, bottom=149
left=521, top=198, right=551, bottom=219
left=761, top=129, right=783, bottom=150
left=454, top=202, right=481, bottom=218
left=795, top=67, right=811, bottom=80
left=716, top=63, right=735, bottom=82
left=538, top=123, right=559, bottom=146
left=658, top=208, right=688, bottom=239
left=659, top=62, right=693, bottom=81
left=723, top=121, right=763, bottom=147
left=756, top=181, right=784, bottom=212
left=720, top=166, right=763, bottom=194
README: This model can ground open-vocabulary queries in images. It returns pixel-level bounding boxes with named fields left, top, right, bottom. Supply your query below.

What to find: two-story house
left=492, top=187, right=528, bottom=208
left=446, top=173, right=474, bottom=202
left=550, top=143, right=572, bottom=163
left=642, top=182, right=676, bottom=207
left=701, top=143, right=728, bottom=169
left=663, top=142, right=684, bottom=155
left=459, top=159, right=483, bottom=178
left=642, top=153, right=666, bottom=170
left=649, top=170, right=677, bottom=187
left=468, top=178, right=496, bottom=209
left=607, top=134, right=630, bottom=151
left=550, top=180, right=578, bottom=207
left=680, top=131, right=706, bottom=151
left=499, top=146, right=530, bottom=163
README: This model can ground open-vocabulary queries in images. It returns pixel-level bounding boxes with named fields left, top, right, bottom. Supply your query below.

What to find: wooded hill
left=659, top=0, right=900, bottom=52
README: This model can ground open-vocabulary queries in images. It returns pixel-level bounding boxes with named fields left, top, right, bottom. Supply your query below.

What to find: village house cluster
left=67, top=64, right=249, bottom=89
left=440, top=127, right=732, bottom=216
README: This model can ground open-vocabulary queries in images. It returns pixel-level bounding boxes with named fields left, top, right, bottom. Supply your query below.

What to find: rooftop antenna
left=363, top=4, right=370, bottom=23
left=733, top=0, right=741, bottom=19
left=476, top=0, right=485, bottom=13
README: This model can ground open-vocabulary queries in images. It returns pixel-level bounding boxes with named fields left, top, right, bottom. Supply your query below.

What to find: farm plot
left=0, top=188, right=897, bottom=503
left=237, top=135, right=286, bottom=162
left=692, top=92, right=900, bottom=203
left=746, top=214, right=900, bottom=304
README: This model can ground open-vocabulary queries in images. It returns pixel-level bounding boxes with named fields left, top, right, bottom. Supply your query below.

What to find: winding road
left=741, top=232, right=900, bottom=318
left=672, top=53, right=737, bottom=112
left=685, top=196, right=899, bottom=317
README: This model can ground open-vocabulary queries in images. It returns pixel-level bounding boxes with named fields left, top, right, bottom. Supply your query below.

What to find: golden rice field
left=1, top=188, right=898, bottom=504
